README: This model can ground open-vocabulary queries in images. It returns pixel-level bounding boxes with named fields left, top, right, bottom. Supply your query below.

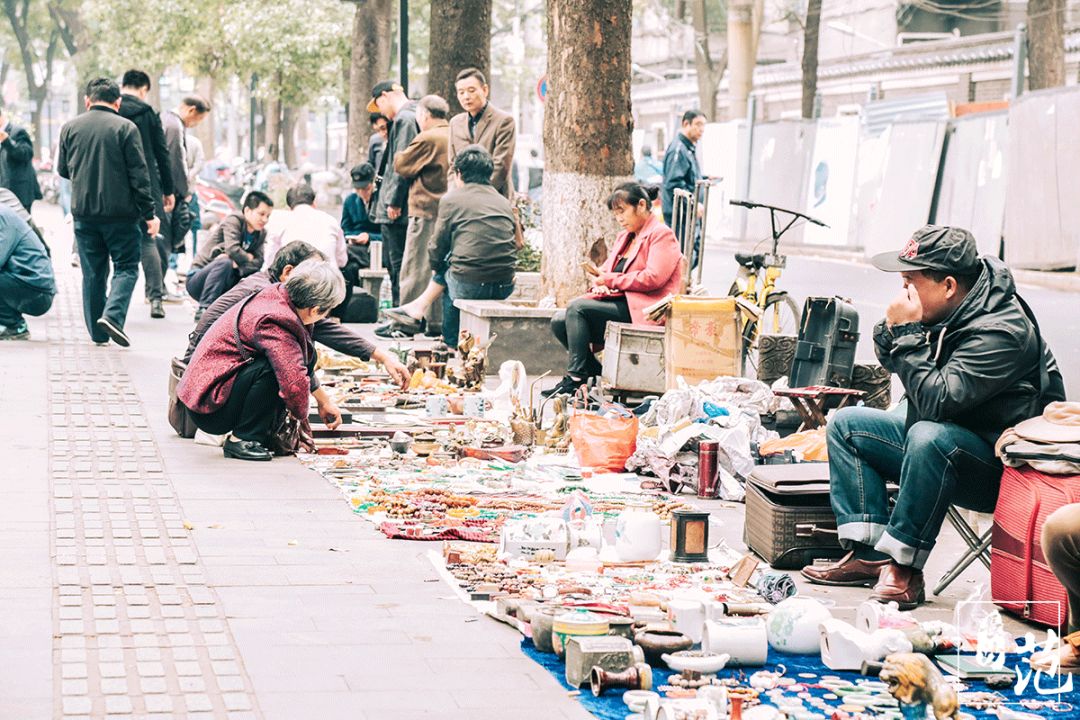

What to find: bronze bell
left=589, top=662, right=652, bottom=697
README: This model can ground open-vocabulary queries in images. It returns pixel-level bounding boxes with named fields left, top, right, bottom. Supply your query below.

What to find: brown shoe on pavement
left=801, top=550, right=890, bottom=587
left=870, top=562, right=926, bottom=610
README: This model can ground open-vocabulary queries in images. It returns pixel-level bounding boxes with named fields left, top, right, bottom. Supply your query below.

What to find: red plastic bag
left=570, top=410, right=639, bottom=472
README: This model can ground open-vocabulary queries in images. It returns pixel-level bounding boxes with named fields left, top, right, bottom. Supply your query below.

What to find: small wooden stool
left=773, top=385, right=865, bottom=431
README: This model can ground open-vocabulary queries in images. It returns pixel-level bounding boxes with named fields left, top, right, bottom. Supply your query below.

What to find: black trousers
left=551, top=296, right=631, bottom=378
left=333, top=244, right=370, bottom=320
left=380, top=222, right=406, bottom=306
left=187, top=255, right=239, bottom=309
left=188, top=356, right=282, bottom=444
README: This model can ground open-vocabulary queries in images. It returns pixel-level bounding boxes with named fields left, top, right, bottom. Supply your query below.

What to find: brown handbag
left=167, top=357, right=199, bottom=438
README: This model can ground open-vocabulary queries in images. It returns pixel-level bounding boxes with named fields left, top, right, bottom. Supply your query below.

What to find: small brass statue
left=879, top=652, right=959, bottom=720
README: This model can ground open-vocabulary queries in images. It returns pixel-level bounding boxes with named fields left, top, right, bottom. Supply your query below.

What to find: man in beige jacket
left=448, top=68, right=516, bottom=199
left=392, top=95, right=451, bottom=333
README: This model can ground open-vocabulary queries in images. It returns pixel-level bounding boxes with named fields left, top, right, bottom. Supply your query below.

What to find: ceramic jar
left=553, top=610, right=610, bottom=658
left=614, top=507, right=662, bottom=562
left=666, top=600, right=706, bottom=645
left=529, top=606, right=561, bottom=653
left=765, top=597, right=833, bottom=655
left=702, top=619, right=768, bottom=666
left=633, top=627, right=693, bottom=665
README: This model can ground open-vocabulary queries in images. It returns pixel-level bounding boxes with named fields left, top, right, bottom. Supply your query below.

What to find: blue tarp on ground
left=521, top=638, right=1079, bottom=720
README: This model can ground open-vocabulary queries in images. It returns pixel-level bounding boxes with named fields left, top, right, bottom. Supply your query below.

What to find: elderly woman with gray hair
left=178, top=259, right=346, bottom=461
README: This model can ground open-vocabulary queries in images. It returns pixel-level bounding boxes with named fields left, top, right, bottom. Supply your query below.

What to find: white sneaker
left=194, top=429, right=227, bottom=447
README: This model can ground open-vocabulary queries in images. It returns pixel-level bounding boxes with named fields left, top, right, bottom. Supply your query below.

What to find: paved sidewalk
left=0, top=208, right=591, bottom=720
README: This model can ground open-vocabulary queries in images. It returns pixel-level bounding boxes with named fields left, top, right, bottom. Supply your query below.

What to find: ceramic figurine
left=879, top=652, right=960, bottom=720
left=545, top=395, right=571, bottom=452
left=819, top=618, right=914, bottom=671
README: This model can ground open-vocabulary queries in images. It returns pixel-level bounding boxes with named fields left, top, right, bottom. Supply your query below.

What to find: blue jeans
left=0, top=273, right=54, bottom=328
left=443, top=271, right=514, bottom=347
left=75, top=218, right=142, bottom=343
left=187, top=255, right=239, bottom=309
left=828, top=405, right=1001, bottom=570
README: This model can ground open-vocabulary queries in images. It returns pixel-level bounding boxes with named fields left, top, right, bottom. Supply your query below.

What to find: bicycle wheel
left=741, top=292, right=800, bottom=376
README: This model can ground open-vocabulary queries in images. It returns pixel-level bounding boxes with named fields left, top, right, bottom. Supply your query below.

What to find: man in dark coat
left=0, top=104, right=42, bottom=212
left=802, top=226, right=1065, bottom=609
left=120, top=69, right=175, bottom=319
left=57, top=77, right=159, bottom=347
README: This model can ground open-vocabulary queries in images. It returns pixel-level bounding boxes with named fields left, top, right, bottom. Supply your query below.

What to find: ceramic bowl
left=661, top=650, right=731, bottom=674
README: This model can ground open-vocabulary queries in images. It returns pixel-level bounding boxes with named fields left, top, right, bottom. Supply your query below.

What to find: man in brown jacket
left=448, top=68, right=516, bottom=199
left=392, top=95, right=451, bottom=333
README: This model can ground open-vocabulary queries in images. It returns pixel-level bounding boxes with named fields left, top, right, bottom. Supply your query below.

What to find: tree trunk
left=726, top=0, right=754, bottom=120
left=30, top=92, right=45, bottom=159
left=194, top=76, right=215, bottom=155
left=690, top=0, right=726, bottom=120
left=264, top=96, right=281, bottom=161
left=282, top=106, right=298, bottom=169
left=254, top=98, right=266, bottom=152
left=428, top=0, right=492, bottom=116
left=542, top=0, right=633, bottom=305
left=800, top=0, right=822, bottom=119
left=347, top=0, right=394, bottom=165
left=1028, top=0, right=1065, bottom=91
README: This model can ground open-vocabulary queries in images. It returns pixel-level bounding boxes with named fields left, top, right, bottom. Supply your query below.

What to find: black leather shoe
left=150, top=300, right=165, bottom=319
left=223, top=438, right=273, bottom=461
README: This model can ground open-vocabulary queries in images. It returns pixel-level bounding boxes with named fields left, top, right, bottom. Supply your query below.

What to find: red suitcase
left=991, top=466, right=1080, bottom=627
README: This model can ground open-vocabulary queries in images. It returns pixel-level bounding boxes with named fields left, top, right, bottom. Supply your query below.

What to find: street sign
left=536, top=75, right=547, bottom=103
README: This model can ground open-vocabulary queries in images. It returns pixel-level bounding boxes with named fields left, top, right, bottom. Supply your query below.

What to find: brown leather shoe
left=801, top=551, right=890, bottom=587
left=870, top=562, right=926, bottom=610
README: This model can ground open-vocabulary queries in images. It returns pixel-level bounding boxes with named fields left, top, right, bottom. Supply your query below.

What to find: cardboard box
left=664, top=296, right=741, bottom=389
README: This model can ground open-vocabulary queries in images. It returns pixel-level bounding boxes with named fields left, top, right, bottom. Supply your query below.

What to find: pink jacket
left=177, top=283, right=314, bottom=419
left=598, top=214, right=684, bottom=325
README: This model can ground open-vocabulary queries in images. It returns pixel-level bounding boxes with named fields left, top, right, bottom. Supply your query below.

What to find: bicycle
left=727, top=199, right=827, bottom=371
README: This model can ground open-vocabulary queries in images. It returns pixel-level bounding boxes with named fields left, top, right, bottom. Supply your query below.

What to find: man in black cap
left=338, top=163, right=382, bottom=318
left=368, top=81, right=418, bottom=312
left=802, top=225, right=1064, bottom=608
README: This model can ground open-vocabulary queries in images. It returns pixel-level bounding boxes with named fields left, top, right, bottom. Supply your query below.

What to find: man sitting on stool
left=802, top=225, right=1064, bottom=609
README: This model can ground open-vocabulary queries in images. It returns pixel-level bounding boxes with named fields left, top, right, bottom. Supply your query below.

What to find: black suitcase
left=789, top=297, right=859, bottom=388
left=743, top=464, right=844, bottom=569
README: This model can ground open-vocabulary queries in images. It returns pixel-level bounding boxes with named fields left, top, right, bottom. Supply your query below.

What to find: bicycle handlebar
left=729, top=199, right=828, bottom=227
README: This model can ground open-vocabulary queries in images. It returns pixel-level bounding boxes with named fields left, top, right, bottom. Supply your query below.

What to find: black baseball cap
left=350, top=163, right=374, bottom=189
left=871, top=225, right=981, bottom=275
left=367, top=81, right=402, bottom=113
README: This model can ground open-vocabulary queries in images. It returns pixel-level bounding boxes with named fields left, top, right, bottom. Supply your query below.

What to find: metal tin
left=697, top=440, right=720, bottom=498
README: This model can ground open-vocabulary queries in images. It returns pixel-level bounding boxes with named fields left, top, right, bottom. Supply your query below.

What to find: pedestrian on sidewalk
left=386, top=94, right=450, bottom=337
left=368, top=113, right=388, bottom=170
left=338, top=163, right=381, bottom=320
left=58, top=77, right=160, bottom=347
left=263, top=184, right=346, bottom=272
left=427, top=145, right=517, bottom=348
left=0, top=103, right=42, bottom=213
left=119, top=69, right=175, bottom=320
left=448, top=68, right=517, bottom=199
left=187, top=191, right=273, bottom=318
left=162, top=96, right=211, bottom=275
left=660, top=110, right=704, bottom=229
left=368, top=81, right=418, bottom=308
left=177, top=259, right=347, bottom=462
left=0, top=204, right=55, bottom=340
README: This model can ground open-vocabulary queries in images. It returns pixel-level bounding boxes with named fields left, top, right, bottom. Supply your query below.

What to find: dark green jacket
left=874, top=256, right=1065, bottom=443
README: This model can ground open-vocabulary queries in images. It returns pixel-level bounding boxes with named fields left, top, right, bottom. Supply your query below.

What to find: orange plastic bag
left=759, top=427, right=828, bottom=462
left=569, top=411, right=639, bottom=472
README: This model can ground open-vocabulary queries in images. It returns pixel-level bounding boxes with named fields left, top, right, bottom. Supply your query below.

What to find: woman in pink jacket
left=545, top=183, right=684, bottom=397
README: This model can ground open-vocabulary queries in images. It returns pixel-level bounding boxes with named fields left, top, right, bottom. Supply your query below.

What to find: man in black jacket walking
left=0, top=104, right=42, bottom=212
left=120, top=69, right=175, bottom=319
left=58, top=77, right=160, bottom=347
